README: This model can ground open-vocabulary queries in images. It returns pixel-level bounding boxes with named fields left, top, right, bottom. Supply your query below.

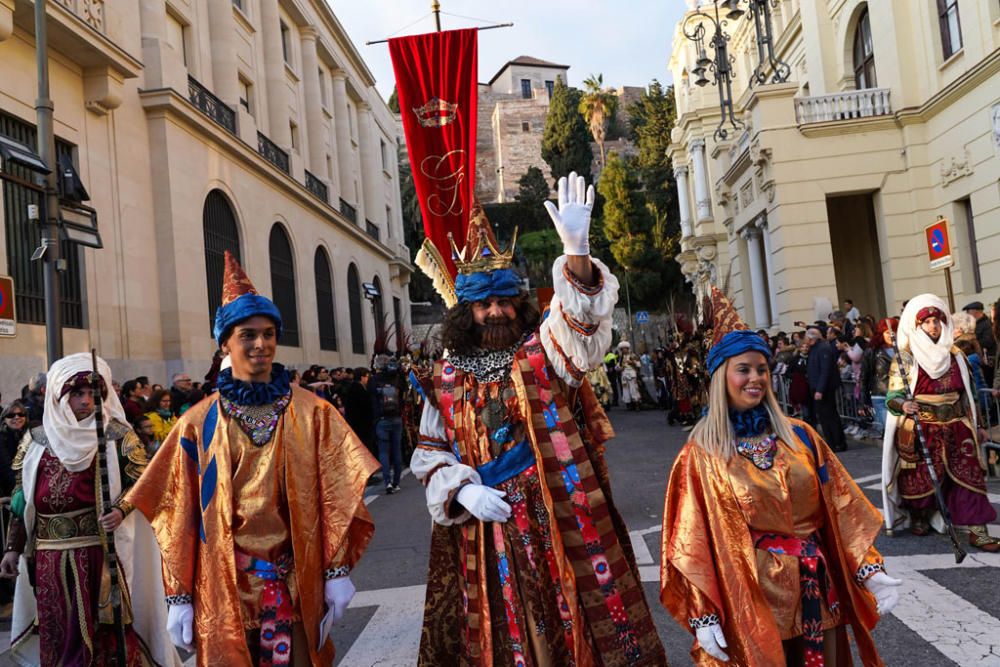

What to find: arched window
left=853, top=8, right=876, bottom=89
left=314, top=247, right=337, bottom=351
left=348, top=263, right=365, bottom=354
left=268, top=223, right=299, bottom=346
left=202, top=189, right=241, bottom=335
left=372, top=275, right=386, bottom=338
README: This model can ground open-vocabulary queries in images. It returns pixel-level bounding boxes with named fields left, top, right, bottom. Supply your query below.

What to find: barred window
left=1, top=111, right=84, bottom=328
left=268, top=223, right=299, bottom=346
left=202, top=189, right=241, bottom=336
left=348, top=263, right=365, bottom=354
left=314, top=247, right=337, bottom=351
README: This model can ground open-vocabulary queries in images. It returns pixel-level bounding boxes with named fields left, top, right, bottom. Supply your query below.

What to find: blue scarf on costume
left=217, top=364, right=291, bottom=406
left=729, top=405, right=771, bottom=437
left=455, top=268, right=522, bottom=304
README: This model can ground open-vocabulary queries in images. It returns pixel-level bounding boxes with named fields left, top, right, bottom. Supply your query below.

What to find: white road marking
left=338, top=584, right=426, bottom=667
left=852, top=473, right=883, bottom=485
left=363, top=467, right=412, bottom=506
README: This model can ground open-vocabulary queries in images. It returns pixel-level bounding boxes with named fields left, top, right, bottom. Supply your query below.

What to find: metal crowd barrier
left=772, top=376, right=865, bottom=427
left=976, top=388, right=1000, bottom=478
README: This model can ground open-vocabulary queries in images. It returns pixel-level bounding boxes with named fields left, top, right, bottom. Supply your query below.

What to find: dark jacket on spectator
left=0, top=402, right=28, bottom=496
left=975, top=316, right=997, bottom=365
left=807, top=339, right=840, bottom=394
left=344, top=381, right=375, bottom=448
left=123, top=398, right=145, bottom=424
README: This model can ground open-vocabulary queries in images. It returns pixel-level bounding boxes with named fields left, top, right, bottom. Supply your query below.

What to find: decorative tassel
left=415, top=238, right=458, bottom=308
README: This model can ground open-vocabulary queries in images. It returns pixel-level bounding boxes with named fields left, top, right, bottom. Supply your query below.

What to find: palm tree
left=578, top=73, right=618, bottom=172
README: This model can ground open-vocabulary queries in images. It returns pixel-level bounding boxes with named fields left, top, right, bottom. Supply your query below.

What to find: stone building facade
left=669, top=0, right=1000, bottom=329
left=0, top=0, right=410, bottom=399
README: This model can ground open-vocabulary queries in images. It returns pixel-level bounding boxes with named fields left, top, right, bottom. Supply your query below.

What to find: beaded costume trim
left=688, top=613, right=719, bottom=629
left=219, top=392, right=292, bottom=446
left=736, top=433, right=778, bottom=470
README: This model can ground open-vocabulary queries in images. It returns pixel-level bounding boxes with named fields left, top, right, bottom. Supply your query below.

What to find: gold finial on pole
left=432, top=0, right=442, bottom=31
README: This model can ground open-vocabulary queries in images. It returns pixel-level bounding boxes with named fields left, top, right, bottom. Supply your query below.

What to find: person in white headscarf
left=0, top=352, right=180, bottom=666
left=880, top=294, right=1000, bottom=551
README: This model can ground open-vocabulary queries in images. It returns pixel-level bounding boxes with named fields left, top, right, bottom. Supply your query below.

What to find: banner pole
left=432, top=0, right=441, bottom=31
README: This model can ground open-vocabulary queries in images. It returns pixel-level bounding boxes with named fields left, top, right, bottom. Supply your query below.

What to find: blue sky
left=327, top=1, right=687, bottom=101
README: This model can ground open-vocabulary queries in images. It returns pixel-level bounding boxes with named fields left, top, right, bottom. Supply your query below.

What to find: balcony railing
left=305, top=170, right=328, bottom=203
left=365, top=219, right=381, bottom=242
left=339, top=198, right=357, bottom=224
left=257, top=131, right=289, bottom=174
left=794, top=88, right=891, bottom=124
left=188, top=76, right=236, bottom=135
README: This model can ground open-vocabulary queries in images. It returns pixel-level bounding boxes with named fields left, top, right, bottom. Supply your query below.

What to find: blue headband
left=706, top=329, right=772, bottom=376
left=455, top=268, right=522, bottom=304
left=213, top=293, right=284, bottom=344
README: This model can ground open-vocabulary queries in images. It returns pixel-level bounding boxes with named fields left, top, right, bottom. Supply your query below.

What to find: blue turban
left=706, top=329, right=772, bottom=376
left=455, top=268, right=523, bottom=304
left=213, top=293, right=283, bottom=344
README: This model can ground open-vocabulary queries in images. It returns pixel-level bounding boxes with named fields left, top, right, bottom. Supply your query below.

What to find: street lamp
left=741, top=0, right=792, bottom=87
left=683, top=2, right=744, bottom=142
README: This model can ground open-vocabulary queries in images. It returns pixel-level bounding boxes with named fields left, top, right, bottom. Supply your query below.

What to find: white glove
left=864, top=571, right=902, bottom=615
left=324, top=576, right=356, bottom=624
left=456, top=484, right=512, bottom=523
left=544, top=171, right=595, bottom=256
left=166, top=602, right=194, bottom=652
left=695, top=623, right=729, bottom=662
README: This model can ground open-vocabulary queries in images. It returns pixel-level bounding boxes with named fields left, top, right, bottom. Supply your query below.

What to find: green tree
left=629, top=80, right=676, bottom=217
left=578, top=73, right=618, bottom=170
left=541, top=79, right=593, bottom=182
left=599, top=153, right=676, bottom=308
left=387, top=86, right=400, bottom=113
left=515, top=166, right=551, bottom=208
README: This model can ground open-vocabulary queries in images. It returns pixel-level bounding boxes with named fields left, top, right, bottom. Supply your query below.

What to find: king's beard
left=477, top=315, right=524, bottom=351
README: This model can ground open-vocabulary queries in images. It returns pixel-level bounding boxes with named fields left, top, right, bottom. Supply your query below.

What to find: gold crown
left=412, top=97, right=459, bottom=128
left=448, top=203, right=518, bottom=275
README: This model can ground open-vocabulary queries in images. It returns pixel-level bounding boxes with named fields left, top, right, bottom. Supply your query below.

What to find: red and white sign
left=0, top=275, right=16, bottom=336
left=925, top=219, right=954, bottom=271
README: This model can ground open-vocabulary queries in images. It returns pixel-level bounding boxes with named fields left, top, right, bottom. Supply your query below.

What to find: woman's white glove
left=166, top=602, right=194, bottom=651
left=695, top=623, right=729, bottom=662
left=543, top=171, right=595, bottom=256
left=456, top=484, right=511, bottom=523
left=864, top=571, right=902, bottom=615
left=324, top=576, right=356, bottom=624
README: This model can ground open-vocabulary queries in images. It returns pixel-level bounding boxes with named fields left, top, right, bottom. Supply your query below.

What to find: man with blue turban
left=410, top=173, right=667, bottom=666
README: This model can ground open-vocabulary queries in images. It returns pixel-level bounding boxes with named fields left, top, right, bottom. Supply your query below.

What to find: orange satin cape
left=660, top=419, right=885, bottom=667
left=126, top=387, right=379, bottom=667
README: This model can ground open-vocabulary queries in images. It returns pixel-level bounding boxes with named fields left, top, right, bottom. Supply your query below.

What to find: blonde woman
left=660, top=288, right=900, bottom=666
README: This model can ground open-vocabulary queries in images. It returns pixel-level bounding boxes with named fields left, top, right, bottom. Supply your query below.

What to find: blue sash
left=477, top=439, right=535, bottom=488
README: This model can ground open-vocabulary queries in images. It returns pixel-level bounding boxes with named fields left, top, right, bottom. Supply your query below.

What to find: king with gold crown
left=410, top=172, right=667, bottom=666
left=125, top=252, right=380, bottom=666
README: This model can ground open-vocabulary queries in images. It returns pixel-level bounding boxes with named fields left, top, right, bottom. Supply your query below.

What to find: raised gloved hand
left=864, top=571, right=902, bottom=615
left=544, top=171, right=595, bottom=256
left=695, top=622, right=729, bottom=662
left=324, top=576, right=356, bottom=624
left=456, top=484, right=512, bottom=523
left=166, top=602, right=194, bottom=652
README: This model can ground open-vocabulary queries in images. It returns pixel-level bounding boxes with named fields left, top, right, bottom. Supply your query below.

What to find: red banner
left=389, top=28, right=478, bottom=277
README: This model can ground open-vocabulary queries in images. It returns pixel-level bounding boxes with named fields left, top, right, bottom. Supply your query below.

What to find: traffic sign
left=635, top=311, right=649, bottom=324
left=0, top=275, right=16, bottom=337
left=925, top=219, right=953, bottom=271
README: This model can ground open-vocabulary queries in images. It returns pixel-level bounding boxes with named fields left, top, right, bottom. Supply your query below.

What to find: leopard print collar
left=447, top=335, right=529, bottom=383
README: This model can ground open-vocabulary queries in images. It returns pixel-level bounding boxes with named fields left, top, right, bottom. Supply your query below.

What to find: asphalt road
left=334, top=406, right=1000, bottom=667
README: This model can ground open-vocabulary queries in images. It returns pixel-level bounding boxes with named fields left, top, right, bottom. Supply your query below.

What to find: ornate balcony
left=339, top=198, right=357, bottom=224
left=54, top=0, right=104, bottom=33
left=794, top=88, right=891, bottom=124
left=305, top=170, right=328, bottom=203
left=257, top=131, right=289, bottom=174
left=365, top=219, right=380, bottom=242
left=188, top=76, right=236, bottom=134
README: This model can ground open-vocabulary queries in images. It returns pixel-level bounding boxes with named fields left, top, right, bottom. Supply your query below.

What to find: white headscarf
left=42, top=352, right=129, bottom=472
left=897, top=293, right=954, bottom=380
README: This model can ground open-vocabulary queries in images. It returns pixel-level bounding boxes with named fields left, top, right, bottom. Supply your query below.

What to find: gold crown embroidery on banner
left=448, top=203, right=518, bottom=275
left=412, top=97, right=459, bottom=128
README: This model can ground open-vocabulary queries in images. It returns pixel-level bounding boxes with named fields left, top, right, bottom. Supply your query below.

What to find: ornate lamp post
left=720, top=0, right=791, bottom=86
left=683, top=2, right=743, bottom=141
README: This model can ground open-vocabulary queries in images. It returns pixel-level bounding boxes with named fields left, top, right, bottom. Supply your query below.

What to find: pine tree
left=541, top=79, right=593, bottom=182
left=515, top=166, right=551, bottom=208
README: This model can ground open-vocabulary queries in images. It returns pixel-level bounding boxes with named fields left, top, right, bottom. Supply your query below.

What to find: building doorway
left=825, top=193, right=886, bottom=318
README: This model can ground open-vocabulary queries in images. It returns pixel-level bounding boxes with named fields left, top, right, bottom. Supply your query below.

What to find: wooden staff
left=91, top=349, right=128, bottom=665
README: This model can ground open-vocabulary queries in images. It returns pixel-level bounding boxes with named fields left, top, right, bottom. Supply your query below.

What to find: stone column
left=259, top=0, right=291, bottom=147
left=689, top=139, right=712, bottom=222
left=741, top=225, right=770, bottom=328
left=674, top=165, right=693, bottom=238
left=205, top=0, right=239, bottom=105
left=757, top=216, right=779, bottom=326
left=331, top=71, right=353, bottom=205
left=299, top=27, right=326, bottom=181
left=357, top=102, right=385, bottom=228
